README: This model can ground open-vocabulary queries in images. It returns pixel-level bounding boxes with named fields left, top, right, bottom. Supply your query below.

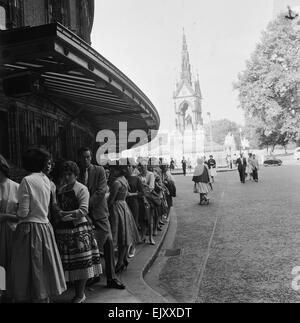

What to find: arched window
left=0, top=5, right=6, bottom=30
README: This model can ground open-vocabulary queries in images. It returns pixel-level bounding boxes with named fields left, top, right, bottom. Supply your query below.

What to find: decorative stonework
left=173, top=30, right=205, bottom=159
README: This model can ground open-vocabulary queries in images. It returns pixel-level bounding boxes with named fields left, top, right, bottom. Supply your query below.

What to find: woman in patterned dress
left=55, top=161, right=102, bottom=303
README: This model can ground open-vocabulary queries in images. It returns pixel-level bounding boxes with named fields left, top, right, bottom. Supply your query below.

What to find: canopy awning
left=0, top=23, right=160, bottom=149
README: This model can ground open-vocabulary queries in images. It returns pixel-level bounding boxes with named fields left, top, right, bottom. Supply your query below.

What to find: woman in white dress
left=0, top=155, right=19, bottom=301
left=10, top=148, right=66, bottom=303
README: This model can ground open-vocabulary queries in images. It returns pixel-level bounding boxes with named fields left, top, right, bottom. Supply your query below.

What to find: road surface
left=146, top=164, right=300, bottom=303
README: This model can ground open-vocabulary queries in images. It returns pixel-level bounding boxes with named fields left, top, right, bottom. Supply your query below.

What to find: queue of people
left=0, top=147, right=176, bottom=303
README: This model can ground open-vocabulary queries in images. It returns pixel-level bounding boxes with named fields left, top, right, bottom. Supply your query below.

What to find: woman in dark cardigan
left=192, top=158, right=212, bottom=205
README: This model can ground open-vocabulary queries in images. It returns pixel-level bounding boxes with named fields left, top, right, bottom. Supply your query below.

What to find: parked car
left=294, top=147, right=300, bottom=161
left=263, top=156, right=283, bottom=167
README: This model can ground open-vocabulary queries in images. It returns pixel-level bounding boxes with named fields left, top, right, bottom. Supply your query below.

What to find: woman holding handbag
left=192, top=158, right=213, bottom=205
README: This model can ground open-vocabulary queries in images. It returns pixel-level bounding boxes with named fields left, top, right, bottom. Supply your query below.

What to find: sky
left=91, top=0, right=276, bottom=131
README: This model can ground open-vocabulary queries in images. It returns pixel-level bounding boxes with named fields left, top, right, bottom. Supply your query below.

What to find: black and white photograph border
left=0, top=0, right=300, bottom=313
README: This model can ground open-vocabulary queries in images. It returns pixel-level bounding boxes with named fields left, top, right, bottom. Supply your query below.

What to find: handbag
left=144, top=188, right=162, bottom=207
left=167, top=181, right=177, bottom=197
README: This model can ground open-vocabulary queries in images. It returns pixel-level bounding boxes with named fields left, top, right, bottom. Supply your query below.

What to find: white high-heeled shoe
left=72, top=294, right=87, bottom=303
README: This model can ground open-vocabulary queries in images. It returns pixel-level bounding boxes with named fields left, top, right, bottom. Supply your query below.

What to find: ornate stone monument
left=172, top=30, right=205, bottom=162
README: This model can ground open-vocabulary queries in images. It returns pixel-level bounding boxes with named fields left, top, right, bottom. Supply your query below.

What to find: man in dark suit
left=236, top=153, right=247, bottom=184
left=78, top=147, right=125, bottom=289
left=181, top=157, right=187, bottom=176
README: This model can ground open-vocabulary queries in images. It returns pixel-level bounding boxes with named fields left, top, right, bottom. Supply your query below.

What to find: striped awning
left=0, top=23, right=160, bottom=149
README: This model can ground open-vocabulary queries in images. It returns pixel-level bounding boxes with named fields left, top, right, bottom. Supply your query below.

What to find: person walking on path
left=246, top=153, right=254, bottom=181
left=192, top=158, right=213, bottom=205
left=11, top=148, right=66, bottom=303
left=170, top=158, right=175, bottom=172
left=182, top=157, right=187, bottom=176
left=207, top=155, right=217, bottom=183
left=236, top=153, right=247, bottom=184
left=77, top=147, right=125, bottom=290
left=252, top=154, right=260, bottom=182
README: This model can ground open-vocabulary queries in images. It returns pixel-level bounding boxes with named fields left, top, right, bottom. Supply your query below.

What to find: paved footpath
left=151, top=165, right=300, bottom=303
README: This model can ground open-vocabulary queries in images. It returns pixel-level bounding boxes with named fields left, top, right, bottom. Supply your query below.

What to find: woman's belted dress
left=109, top=176, right=140, bottom=248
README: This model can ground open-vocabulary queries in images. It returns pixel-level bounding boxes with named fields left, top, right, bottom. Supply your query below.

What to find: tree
left=234, top=12, right=300, bottom=150
left=243, top=116, right=262, bottom=149
left=204, top=119, right=243, bottom=148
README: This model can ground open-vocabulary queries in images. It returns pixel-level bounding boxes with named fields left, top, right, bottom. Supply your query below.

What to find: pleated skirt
left=196, top=182, right=212, bottom=194
left=10, top=222, right=67, bottom=302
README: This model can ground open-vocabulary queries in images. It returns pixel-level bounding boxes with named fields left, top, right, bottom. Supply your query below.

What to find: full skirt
left=109, top=200, right=141, bottom=247
left=11, top=222, right=67, bottom=302
left=55, top=222, right=102, bottom=282
left=196, top=182, right=212, bottom=194
left=0, top=222, right=15, bottom=297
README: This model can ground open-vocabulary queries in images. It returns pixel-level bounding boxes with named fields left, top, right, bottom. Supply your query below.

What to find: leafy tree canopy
left=204, top=119, right=242, bottom=147
left=234, top=13, right=300, bottom=149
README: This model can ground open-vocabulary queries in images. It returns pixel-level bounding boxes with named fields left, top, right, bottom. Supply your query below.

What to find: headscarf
left=193, top=158, right=205, bottom=176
